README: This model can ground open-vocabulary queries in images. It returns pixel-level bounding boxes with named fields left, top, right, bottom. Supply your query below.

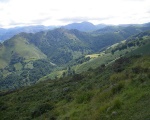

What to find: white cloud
left=0, top=0, right=150, bottom=28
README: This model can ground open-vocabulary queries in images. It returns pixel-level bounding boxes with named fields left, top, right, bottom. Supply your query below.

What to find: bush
left=111, top=82, right=125, bottom=94
left=72, top=74, right=84, bottom=81
left=112, top=57, right=129, bottom=72
left=76, top=92, right=92, bottom=104
left=132, top=74, right=149, bottom=85
left=31, top=103, right=54, bottom=118
left=113, top=98, right=122, bottom=109
left=0, top=101, right=8, bottom=111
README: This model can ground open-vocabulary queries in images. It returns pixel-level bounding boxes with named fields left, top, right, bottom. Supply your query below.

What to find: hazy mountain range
left=1, top=21, right=150, bottom=42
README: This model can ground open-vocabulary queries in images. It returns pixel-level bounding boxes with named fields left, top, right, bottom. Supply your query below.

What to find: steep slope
left=74, top=30, right=150, bottom=73
left=0, top=35, right=46, bottom=69
left=21, top=28, right=126, bottom=65
left=1, top=27, right=150, bottom=90
left=0, top=28, right=124, bottom=90
left=0, top=28, right=150, bottom=120
left=25, top=28, right=92, bottom=65
left=44, top=30, right=150, bottom=79
left=0, top=27, right=125, bottom=90
left=0, top=36, right=54, bottom=90
left=0, top=54, right=149, bottom=120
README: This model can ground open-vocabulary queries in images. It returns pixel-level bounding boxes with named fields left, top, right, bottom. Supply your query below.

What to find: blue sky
left=0, top=0, right=150, bottom=28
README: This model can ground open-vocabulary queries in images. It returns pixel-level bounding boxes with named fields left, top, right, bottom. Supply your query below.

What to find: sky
left=0, top=0, right=150, bottom=28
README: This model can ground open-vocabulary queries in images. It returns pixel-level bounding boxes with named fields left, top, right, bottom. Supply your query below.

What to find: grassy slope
left=0, top=36, right=46, bottom=69
left=13, top=37, right=47, bottom=60
left=128, top=42, right=150, bottom=56
left=45, top=36, right=150, bottom=79
left=0, top=55, right=150, bottom=120
left=0, top=46, right=8, bottom=68
left=73, top=35, right=150, bottom=73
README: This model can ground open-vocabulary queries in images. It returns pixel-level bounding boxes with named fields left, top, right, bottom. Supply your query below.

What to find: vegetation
left=0, top=25, right=150, bottom=120
left=0, top=59, right=54, bottom=90
left=71, top=30, right=150, bottom=73
left=43, top=30, right=150, bottom=79
left=0, top=54, right=149, bottom=120
left=1, top=26, right=149, bottom=90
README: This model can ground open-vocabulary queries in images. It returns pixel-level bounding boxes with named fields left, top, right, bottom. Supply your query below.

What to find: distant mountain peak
left=63, top=21, right=98, bottom=32
left=80, top=21, right=94, bottom=25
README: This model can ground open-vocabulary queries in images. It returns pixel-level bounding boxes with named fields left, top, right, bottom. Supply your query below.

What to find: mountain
left=0, top=28, right=123, bottom=90
left=142, top=22, right=150, bottom=27
left=77, top=30, right=150, bottom=72
left=0, top=22, right=105, bottom=42
left=1, top=22, right=150, bottom=42
left=0, top=25, right=56, bottom=42
left=0, top=34, right=55, bottom=90
left=95, top=22, right=150, bottom=37
left=0, top=35, right=47, bottom=68
left=0, top=25, right=150, bottom=120
left=43, top=30, right=150, bottom=79
left=63, top=21, right=106, bottom=31
left=0, top=21, right=105, bottom=42
left=19, top=28, right=127, bottom=65
left=0, top=26, right=150, bottom=90
left=0, top=45, right=149, bottom=120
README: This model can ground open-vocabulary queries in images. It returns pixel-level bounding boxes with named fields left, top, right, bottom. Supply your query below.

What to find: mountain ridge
left=0, top=26, right=150, bottom=90
left=1, top=22, right=150, bottom=42
left=63, top=21, right=107, bottom=31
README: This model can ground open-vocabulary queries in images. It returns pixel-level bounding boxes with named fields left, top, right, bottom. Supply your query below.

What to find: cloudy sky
left=0, top=0, right=150, bottom=28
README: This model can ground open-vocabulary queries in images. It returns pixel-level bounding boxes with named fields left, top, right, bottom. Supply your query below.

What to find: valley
left=0, top=22, right=150, bottom=120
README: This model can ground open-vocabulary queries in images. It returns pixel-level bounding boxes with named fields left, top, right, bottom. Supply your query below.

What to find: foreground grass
left=0, top=55, right=150, bottom=120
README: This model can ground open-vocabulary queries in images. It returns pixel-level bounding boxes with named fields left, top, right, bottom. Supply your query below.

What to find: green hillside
left=0, top=27, right=150, bottom=90
left=0, top=36, right=46, bottom=69
left=74, top=30, right=150, bottom=73
left=27, top=28, right=126, bottom=65
left=0, top=54, right=149, bottom=120
left=44, top=30, right=150, bottom=79
left=0, top=25, right=150, bottom=120
left=0, top=36, right=54, bottom=90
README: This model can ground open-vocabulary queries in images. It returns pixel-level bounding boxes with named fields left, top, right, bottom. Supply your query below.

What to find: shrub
left=132, top=74, right=149, bottom=85
left=112, top=57, right=129, bottom=72
left=0, top=101, right=8, bottom=111
left=76, top=92, right=92, bottom=104
left=113, top=98, right=122, bottom=109
left=31, top=102, right=54, bottom=118
left=111, top=82, right=125, bottom=94
left=72, top=74, right=84, bottom=81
